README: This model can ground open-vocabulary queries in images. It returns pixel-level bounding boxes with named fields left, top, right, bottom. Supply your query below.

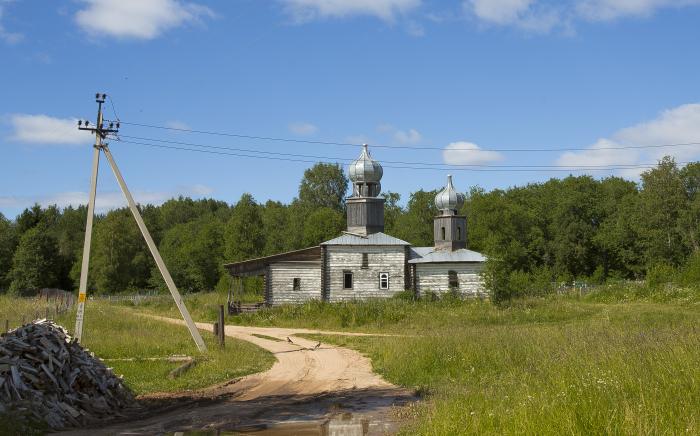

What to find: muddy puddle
left=169, top=410, right=399, bottom=435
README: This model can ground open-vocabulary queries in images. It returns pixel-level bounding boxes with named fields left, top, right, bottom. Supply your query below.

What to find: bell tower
left=346, top=144, right=384, bottom=235
left=434, top=175, right=467, bottom=251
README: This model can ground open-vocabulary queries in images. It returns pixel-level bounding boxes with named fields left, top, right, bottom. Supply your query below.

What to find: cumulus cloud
left=377, top=124, right=423, bottom=144
left=280, top=0, right=421, bottom=22
left=556, top=103, right=700, bottom=178
left=0, top=185, right=214, bottom=215
left=75, top=0, right=214, bottom=40
left=443, top=141, right=504, bottom=165
left=465, top=0, right=700, bottom=33
left=288, top=122, right=319, bottom=136
left=577, top=0, right=700, bottom=21
left=393, top=128, right=423, bottom=144
left=465, top=0, right=565, bottom=32
left=8, top=114, right=92, bottom=145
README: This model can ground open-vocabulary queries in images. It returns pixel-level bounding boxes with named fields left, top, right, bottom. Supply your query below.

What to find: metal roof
left=408, top=247, right=487, bottom=264
left=321, top=232, right=411, bottom=246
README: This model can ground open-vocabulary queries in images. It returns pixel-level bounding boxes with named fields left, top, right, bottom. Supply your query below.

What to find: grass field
left=1, top=297, right=274, bottom=396
left=131, top=286, right=700, bottom=434
left=5, top=286, right=699, bottom=434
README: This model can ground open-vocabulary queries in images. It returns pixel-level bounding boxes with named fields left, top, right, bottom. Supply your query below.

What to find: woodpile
left=0, top=319, right=135, bottom=430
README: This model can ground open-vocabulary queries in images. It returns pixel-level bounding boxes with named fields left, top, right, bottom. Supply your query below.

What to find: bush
left=646, top=263, right=676, bottom=289
left=679, top=252, right=700, bottom=286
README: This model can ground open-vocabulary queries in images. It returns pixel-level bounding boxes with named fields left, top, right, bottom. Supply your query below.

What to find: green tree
left=381, top=191, right=403, bottom=236
left=224, top=194, right=265, bottom=262
left=302, top=207, right=344, bottom=246
left=8, top=225, right=61, bottom=295
left=298, top=163, right=349, bottom=211
left=90, top=209, right=152, bottom=294
left=0, top=214, right=18, bottom=291
left=638, top=157, right=688, bottom=265
left=394, top=190, right=438, bottom=246
left=261, top=201, right=289, bottom=255
left=152, top=217, right=224, bottom=293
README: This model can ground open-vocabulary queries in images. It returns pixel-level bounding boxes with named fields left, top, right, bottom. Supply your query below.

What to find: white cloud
left=469, top=0, right=534, bottom=24
left=465, top=0, right=565, bottom=32
left=394, top=128, right=423, bottom=144
left=280, top=0, right=421, bottom=22
left=577, top=0, right=700, bottom=21
left=443, top=141, right=504, bottom=165
left=288, top=122, right=319, bottom=136
left=0, top=2, right=23, bottom=44
left=8, top=114, right=92, bottom=145
left=556, top=103, right=700, bottom=178
left=165, top=120, right=191, bottom=130
left=75, top=0, right=214, bottom=40
left=0, top=185, right=214, bottom=215
left=465, top=0, right=700, bottom=33
left=377, top=124, right=423, bottom=144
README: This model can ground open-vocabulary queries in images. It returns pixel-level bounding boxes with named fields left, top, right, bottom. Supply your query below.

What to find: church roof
left=321, top=232, right=411, bottom=246
left=408, top=247, right=487, bottom=264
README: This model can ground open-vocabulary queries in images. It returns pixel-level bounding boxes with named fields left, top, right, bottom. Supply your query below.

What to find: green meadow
left=135, top=286, right=700, bottom=435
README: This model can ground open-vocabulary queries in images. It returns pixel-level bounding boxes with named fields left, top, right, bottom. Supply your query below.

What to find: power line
left=118, top=120, right=700, bottom=153
left=114, top=134, right=672, bottom=169
left=111, top=137, right=673, bottom=173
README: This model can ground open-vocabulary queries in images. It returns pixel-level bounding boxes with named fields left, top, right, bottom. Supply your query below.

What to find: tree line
left=1, top=157, right=698, bottom=298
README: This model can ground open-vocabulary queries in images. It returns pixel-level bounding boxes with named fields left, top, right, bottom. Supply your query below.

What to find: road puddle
left=169, top=410, right=399, bottom=435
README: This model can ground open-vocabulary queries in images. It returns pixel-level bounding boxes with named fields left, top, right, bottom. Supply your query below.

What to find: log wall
left=268, top=261, right=322, bottom=306
left=415, top=262, right=486, bottom=297
left=325, top=245, right=406, bottom=301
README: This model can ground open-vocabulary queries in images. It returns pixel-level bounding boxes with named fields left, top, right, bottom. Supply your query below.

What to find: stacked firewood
left=0, top=320, right=135, bottom=430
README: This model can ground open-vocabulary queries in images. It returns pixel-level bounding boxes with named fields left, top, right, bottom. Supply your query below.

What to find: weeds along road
left=63, top=315, right=414, bottom=435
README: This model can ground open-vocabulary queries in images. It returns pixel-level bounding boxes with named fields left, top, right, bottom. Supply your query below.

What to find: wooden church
left=225, top=145, right=487, bottom=306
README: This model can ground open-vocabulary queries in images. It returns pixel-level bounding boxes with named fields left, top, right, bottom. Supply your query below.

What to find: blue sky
left=1, top=0, right=700, bottom=218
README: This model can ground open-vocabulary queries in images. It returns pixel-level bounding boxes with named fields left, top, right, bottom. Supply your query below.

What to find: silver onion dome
left=435, top=175, right=465, bottom=213
left=348, top=144, right=383, bottom=183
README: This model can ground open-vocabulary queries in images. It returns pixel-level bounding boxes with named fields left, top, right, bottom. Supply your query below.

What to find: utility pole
left=75, top=93, right=207, bottom=352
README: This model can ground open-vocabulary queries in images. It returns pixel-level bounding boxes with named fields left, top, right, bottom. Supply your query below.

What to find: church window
left=293, top=278, right=300, bottom=291
left=361, top=253, right=369, bottom=269
left=343, top=271, right=353, bottom=289
left=379, top=272, right=389, bottom=290
left=441, top=227, right=446, bottom=240
left=448, top=270, right=459, bottom=289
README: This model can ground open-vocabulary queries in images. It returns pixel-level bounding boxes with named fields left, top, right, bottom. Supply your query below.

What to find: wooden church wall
left=326, top=245, right=406, bottom=302
left=268, top=261, right=322, bottom=306
left=415, top=263, right=485, bottom=297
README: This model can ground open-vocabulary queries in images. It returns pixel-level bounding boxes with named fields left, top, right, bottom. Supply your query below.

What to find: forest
left=1, top=156, right=699, bottom=300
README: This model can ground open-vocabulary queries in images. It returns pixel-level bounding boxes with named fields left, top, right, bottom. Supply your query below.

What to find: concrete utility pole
left=75, top=93, right=207, bottom=352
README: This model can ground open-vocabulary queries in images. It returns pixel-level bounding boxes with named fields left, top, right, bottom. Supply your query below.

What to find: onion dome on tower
left=434, top=174, right=465, bottom=216
left=349, top=144, right=383, bottom=198
left=433, top=175, right=467, bottom=251
left=346, top=144, right=385, bottom=236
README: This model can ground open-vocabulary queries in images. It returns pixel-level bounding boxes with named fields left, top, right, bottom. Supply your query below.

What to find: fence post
left=218, top=305, right=225, bottom=348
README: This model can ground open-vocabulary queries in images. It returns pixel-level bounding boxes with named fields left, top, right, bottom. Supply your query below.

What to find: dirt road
left=64, top=317, right=415, bottom=435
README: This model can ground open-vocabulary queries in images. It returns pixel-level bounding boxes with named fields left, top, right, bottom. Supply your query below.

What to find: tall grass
left=308, top=302, right=700, bottom=435
left=0, top=298, right=274, bottom=396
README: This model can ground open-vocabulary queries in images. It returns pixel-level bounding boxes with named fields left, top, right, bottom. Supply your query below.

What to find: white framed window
left=379, top=272, right=389, bottom=290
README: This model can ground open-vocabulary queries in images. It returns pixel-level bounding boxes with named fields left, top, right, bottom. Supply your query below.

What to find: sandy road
left=158, top=316, right=397, bottom=399
left=64, top=316, right=414, bottom=435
